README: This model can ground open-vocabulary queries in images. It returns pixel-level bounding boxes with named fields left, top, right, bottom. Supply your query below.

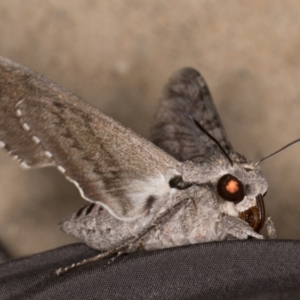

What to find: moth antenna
left=255, top=138, right=300, bottom=166
left=190, top=117, right=233, bottom=167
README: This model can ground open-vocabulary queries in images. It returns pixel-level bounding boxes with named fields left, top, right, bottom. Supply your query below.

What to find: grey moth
left=0, top=57, right=277, bottom=274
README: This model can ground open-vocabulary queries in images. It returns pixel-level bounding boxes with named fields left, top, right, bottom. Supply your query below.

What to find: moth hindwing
left=0, top=58, right=274, bottom=274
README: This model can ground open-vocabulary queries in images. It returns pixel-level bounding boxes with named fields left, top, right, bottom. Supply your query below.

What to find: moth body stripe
left=16, top=109, right=22, bottom=117
left=75, top=206, right=86, bottom=218
left=86, top=203, right=96, bottom=215
left=32, top=136, right=41, bottom=144
left=0, top=141, right=5, bottom=148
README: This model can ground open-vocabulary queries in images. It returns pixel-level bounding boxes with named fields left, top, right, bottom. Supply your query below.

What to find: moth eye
left=217, top=174, right=245, bottom=203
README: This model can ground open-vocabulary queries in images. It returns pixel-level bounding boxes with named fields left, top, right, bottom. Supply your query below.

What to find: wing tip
left=164, top=67, right=208, bottom=102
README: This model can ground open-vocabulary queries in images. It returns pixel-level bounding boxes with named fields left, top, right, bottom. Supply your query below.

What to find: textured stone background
left=0, top=1, right=300, bottom=258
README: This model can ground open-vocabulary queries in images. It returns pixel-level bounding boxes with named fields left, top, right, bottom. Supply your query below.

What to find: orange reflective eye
left=226, top=180, right=239, bottom=194
left=217, top=174, right=245, bottom=203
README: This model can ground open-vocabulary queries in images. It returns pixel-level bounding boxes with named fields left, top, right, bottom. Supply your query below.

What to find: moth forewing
left=0, top=56, right=183, bottom=221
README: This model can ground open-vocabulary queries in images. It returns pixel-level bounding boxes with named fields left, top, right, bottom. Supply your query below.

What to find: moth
left=0, top=57, right=285, bottom=275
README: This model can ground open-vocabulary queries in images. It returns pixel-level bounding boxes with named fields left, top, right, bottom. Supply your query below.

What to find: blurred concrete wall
left=0, top=1, right=300, bottom=257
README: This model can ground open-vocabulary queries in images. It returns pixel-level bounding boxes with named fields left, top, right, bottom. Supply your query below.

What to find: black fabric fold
left=1, top=240, right=300, bottom=300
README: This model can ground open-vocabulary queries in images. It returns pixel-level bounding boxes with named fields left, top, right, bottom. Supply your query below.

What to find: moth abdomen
left=85, top=203, right=96, bottom=215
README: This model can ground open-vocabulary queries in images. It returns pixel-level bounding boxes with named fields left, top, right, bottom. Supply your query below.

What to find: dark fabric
left=0, top=240, right=300, bottom=300
left=0, top=240, right=11, bottom=264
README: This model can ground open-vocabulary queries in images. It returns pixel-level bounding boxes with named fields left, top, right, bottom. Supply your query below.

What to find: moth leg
left=106, top=251, right=124, bottom=266
left=219, top=214, right=264, bottom=240
left=106, top=240, right=145, bottom=267
left=55, top=249, right=114, bottom=276
left=56, top=197, right=193, bottom=276
left=138, top=241, right=145, bottom=251
left=265, top=216, right=277, bottom=239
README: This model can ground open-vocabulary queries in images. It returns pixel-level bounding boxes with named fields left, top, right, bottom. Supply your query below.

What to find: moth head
left=180, top=150, right=267, bottom=232
left=230, top=136, right=300, bottom=216
left=185, top=118, right=300, bottom=232
left=184, top=118, right=268, bottom=231
left=218, top=153, right=267, bottom=204
left=216, top=153, right=270, bottom=232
